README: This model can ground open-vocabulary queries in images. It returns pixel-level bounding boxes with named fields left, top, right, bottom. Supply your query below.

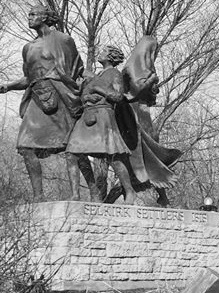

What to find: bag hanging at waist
left=31, top=79, right=59, bottom=115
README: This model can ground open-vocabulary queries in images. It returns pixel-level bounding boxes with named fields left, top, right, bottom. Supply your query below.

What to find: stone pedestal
left=18, top=201, right=219, bottom=291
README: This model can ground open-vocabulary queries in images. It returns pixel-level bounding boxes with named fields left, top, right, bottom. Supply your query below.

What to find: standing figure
left=66, top=46, right=137, bottom=205
left=105, top=35, right=182, bottom=206
left=0, top=5, right=94, bottom=201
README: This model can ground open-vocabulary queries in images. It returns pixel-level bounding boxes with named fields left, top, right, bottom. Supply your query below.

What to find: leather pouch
left=83, top=108, right=97, bottom=126
left=32, top=79, right=59, bottom=115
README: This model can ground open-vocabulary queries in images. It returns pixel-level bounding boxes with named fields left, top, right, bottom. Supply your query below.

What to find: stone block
left=150, top=229, right=178, bottom=243
left=89, top=272, right=110, bottom=280
left=69, top=256, right=78, bottom=263
left=129, top=273, right=154, bottom=281
left=106, top=242, right=148, bottom=257
left=84, top=233, right=123, bottom=241
left=90, top=264, right=110, bottom=273
left=85, top=225, right=109, bottom=234
left=116, top=226, right=130, bottom=234
left=88, top=218, right=109, bottom=226
left=113, top=264, right=139, bottom=273
left=138, top=257, right=155, bottom=269
left=148, top=242, right=161, bottom=250
left=71, top=247, right=92, bottom=257
left=123, top=234, right=149, bottom=242
left=29, top=248, right=49, bottom=265
left=84, top=240, right=106, bottom=249
left=50, top=232, right=83, bottom=247
left=177, top=252, right=198, bottom=260
left=190, top=259, right=209, bottom=267
left=161, top=243, right=183, bottom=251
left=49, top=246, right=71, bottom=264
left=203, top=228, right=219, bottom=239
left=199, top=246, right=216, bottom=253
left=91, top=249, right=107, bottom=257
left=76, top=256, right=99, bottom=265
left=207, top=255, right=219, bottom=267
left=108, top=273, right=129, bottom=280
left=121, top=257, right=138, bottom=265
left=160, top=258, right=179, bottom=267
left=61, top=264, right=89, bottom=281
left=113, top=262, right=154, bottom=273
left=201, top=239, right=219, bottom=246
left=183, top=244, right=199, bottom=253
left=104, top=234, right=124, bottom=241
left=99, top=257, right=120, bottom=265
left=43, top=218, right=71, bottom=232
left=84, top=233, right=107, bottom=241
left=161, top=266, right=182, bottom=273
left=156, top=272, right=184, bottom=280
left=71, top=224, right=87, bottom=232
left=183, top=238, right=199, bottom=245
left=153, top=250, right=177, bottom=258
left=183, top=226, right=203, bottom=232
left=183, top=267, right=205, bottom=279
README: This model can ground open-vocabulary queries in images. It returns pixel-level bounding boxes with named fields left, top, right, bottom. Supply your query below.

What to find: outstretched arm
left=0, top=44, right=29, bottom=93
left=0, top=77, right=29, bottom=93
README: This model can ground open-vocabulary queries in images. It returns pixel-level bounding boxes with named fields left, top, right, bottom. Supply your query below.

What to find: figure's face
left=28, top=7, right=46, bottom=29
left=97, top=47, right=109, bottom=64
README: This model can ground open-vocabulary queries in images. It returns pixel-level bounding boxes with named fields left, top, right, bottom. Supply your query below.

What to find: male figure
left=0, top=5, right=94, bottom=200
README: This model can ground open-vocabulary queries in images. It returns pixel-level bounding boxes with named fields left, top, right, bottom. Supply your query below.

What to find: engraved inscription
left=137, top=208, right=184, bottom=221
left=192, top=212, right=208, bottom=223
left=83, top=203, right=209, bottom=225
left=84, top=204, right=131, bottom=218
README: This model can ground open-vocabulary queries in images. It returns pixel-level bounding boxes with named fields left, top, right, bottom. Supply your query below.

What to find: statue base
left=11, top=201, right=219, bottom=291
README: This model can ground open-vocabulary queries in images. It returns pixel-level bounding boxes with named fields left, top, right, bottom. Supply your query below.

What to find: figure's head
left=28, top=5, right=59, bottom=29
left=98, top=45, right=124, bottom=67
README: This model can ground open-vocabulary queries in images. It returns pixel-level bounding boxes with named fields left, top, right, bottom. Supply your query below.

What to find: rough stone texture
left=21, top=201, right=219, bottom=291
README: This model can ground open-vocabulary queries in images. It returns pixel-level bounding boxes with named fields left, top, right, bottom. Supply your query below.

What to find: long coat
left=66, top=67, right=131, bottom=156
left=17, top=30, right=83, bottom=158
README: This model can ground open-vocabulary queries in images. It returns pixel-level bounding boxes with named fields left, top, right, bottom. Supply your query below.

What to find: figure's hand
left=82, top=94, right=102, bottom=103
left=0, top=85, right=8, bottom=94
left=151, top=83, right=159, bottom=95
left=83, top=70, right=95, bottom=79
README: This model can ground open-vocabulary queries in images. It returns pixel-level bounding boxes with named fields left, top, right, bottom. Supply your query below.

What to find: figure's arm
left=0, top=77, right=29, bottom=93
left=0, top=76, right=29, bottom=94
left=0, top=44, right=29, bottom=93
left=139, top=36, right=157, bottom=73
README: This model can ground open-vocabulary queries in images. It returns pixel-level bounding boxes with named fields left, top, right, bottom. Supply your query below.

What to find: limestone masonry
left=22, top=201, right=219, bottom=291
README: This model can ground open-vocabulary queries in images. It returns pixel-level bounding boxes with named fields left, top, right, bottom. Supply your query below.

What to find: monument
left=1, top=5, right=219, bottom=293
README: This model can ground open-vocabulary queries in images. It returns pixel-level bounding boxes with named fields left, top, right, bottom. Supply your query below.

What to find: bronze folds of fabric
left=122, top=35, right=159, bottom=106
left=31, top=79, right=59, bottom=115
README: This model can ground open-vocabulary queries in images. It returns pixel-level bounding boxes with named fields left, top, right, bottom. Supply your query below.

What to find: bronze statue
left=66, top=45, right=137, bottom=205
left=65, top=37, right=181, bottom=206
left=0, top=5, right=180, bottom=206
left=104, top=35, right=182, bottom=205
left=0, top=5, right=96, bottom=201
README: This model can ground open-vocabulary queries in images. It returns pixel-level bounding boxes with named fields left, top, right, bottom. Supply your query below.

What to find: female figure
left=0, top=5, right=94, bottom=200
left=66, top=46, right=137, bottom=204
left=105, top=36, right=182, bottom=206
